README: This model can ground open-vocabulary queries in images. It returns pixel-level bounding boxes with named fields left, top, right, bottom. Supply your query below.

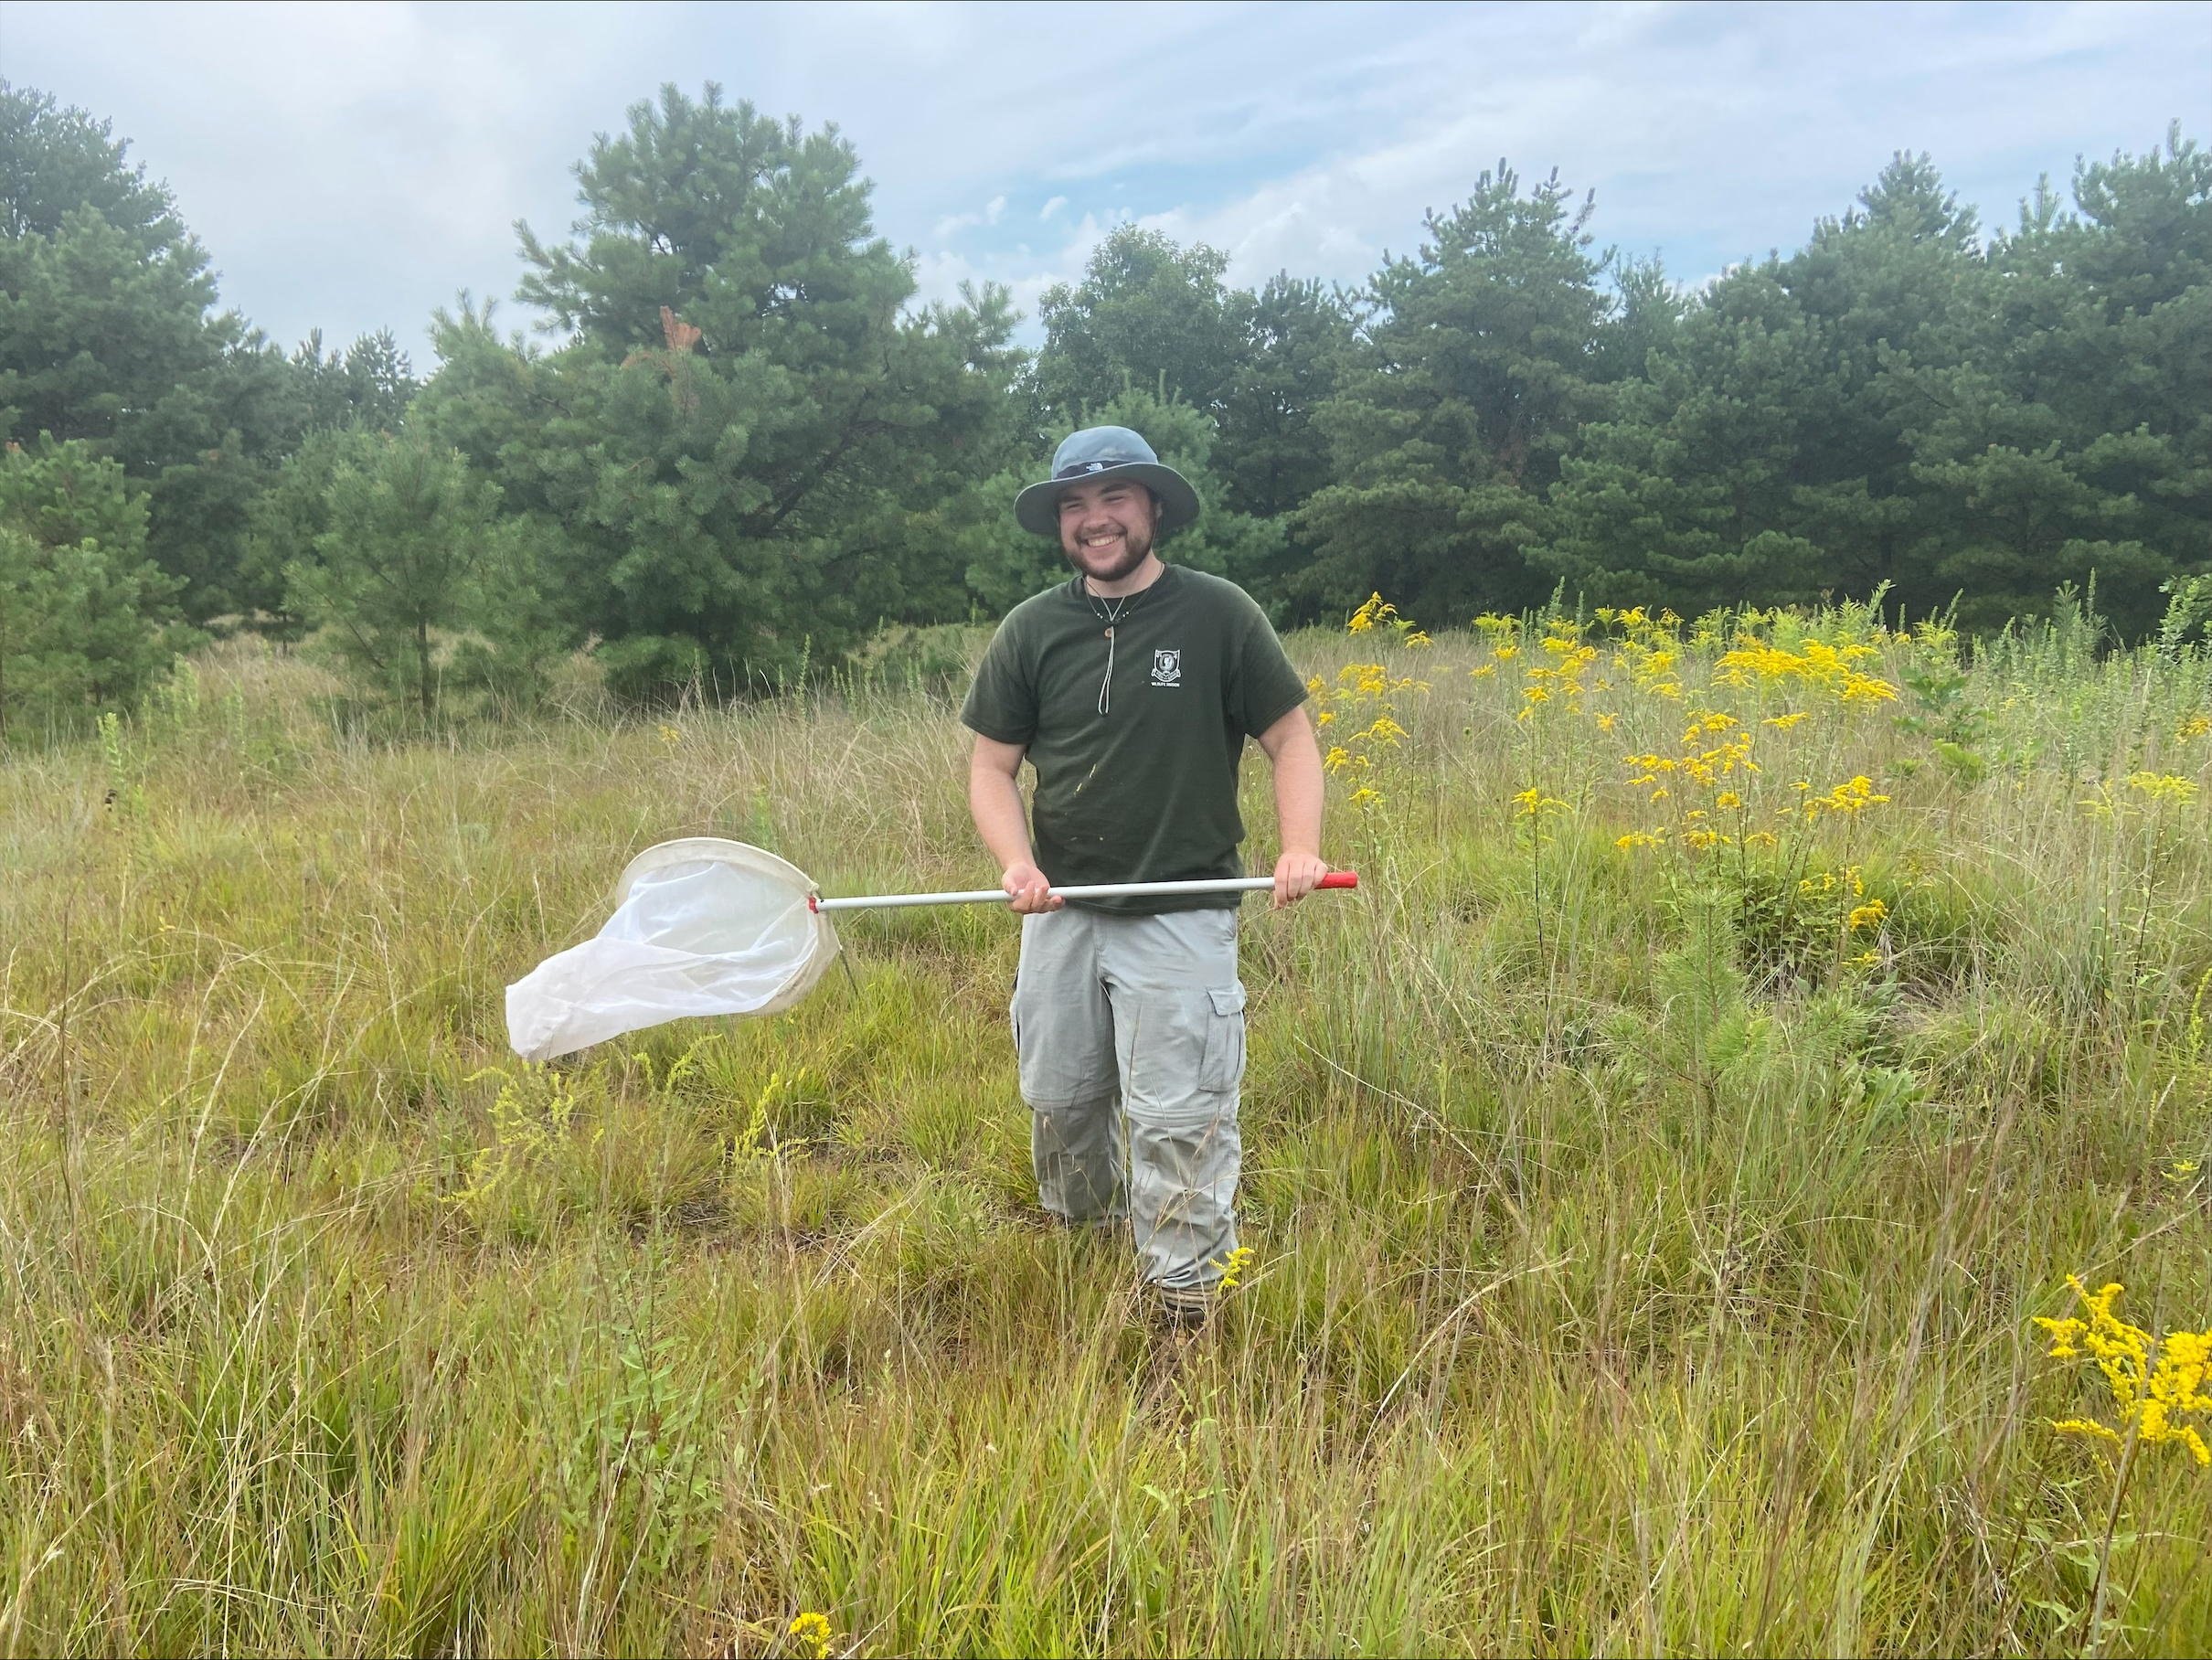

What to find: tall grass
left=3, top=604, right=2211, bottom=1656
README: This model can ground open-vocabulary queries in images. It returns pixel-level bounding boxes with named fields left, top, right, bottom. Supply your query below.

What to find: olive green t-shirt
left=960, top=565, right=1308, bottom=914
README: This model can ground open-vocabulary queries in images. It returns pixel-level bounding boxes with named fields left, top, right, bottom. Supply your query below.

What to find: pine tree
left=420, top=84, right=1026, bottom=698
left=0, top=437, right=189, bottom=740
left=283, top=431, right=498, bottom=718
left=1297, top=164, right=1614, bottom=620
left=1034, top=229, right=1242, bottom=425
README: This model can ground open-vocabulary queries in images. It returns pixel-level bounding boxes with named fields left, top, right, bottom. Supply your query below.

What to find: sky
left=4, top=0, right=2207, bottom=363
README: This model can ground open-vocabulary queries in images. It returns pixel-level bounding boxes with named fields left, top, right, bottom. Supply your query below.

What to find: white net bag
left=506, top=836, right=1356, bottom=1063
left=505, top=838, right=839, bottom=1062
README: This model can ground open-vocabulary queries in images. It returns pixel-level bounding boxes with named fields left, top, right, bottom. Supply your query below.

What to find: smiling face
left=1056, top=475, right=1159, bottom=586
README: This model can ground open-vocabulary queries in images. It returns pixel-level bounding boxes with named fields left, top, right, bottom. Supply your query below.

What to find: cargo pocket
left=1197, top=983, right=1248, bottom=1091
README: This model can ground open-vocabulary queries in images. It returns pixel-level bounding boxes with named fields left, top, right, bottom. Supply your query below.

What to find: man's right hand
left=1002, top=860, right=1062, bottom=914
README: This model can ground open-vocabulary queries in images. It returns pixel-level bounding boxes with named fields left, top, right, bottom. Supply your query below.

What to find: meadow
left=4, top=593, right=2212, bottom=1657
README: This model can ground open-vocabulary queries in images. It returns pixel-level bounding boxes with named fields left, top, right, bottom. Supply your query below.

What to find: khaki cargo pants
left=1010, top=905, right=1245, bottom=1291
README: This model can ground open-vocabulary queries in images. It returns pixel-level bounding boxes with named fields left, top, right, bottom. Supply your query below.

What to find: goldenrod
left=2036, top=1277, right=2212, bottom=1466
left=2130, top=771, right=2200, bottom=806
left=1218, top=1245, right=1256, bottom=1291
left=788, top=1610, right=834, bottom=1659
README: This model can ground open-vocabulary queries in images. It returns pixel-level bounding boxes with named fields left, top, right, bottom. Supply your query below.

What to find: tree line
left=1, top=77, right=2205, bottom=729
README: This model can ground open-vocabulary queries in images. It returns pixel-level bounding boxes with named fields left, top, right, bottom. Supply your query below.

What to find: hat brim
left=1015, top=462, right=1201, bottom=539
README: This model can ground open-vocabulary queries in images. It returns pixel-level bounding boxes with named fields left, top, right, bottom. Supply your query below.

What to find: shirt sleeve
left=1231, top=603, right=1309, bottom=740
left=960, top=616, right=1038, bottom=745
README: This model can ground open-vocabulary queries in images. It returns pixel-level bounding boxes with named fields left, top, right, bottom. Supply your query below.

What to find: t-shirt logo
left=1152, top=649, right=1182, bottom=686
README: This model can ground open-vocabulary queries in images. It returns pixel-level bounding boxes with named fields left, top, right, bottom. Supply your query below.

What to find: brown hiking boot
left=1151, top=1282, right=1215, bottom=1329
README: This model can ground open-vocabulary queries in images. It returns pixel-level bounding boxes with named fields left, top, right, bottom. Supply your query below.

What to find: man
left=961, top=425, right=1328, bottom=1325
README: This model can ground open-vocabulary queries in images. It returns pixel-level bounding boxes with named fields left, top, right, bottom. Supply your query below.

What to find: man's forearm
left=971, top=739, right=1058, bottom=912
left=970, top=758, right=1037, bottom=874
left=1256, top=705, right=1327, bottom=907
left=1271, top=724, right=1324, bottom=857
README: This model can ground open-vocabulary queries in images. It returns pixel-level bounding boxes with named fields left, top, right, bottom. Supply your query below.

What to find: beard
left=1062, top=519, right=1155, bottom=585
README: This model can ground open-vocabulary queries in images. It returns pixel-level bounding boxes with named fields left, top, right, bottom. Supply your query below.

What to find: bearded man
left=961, top=426, right=1328, bottom=1325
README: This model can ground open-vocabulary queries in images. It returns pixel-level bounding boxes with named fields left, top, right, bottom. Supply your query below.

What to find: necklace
left=1083, top=580, right=1140, bottom=717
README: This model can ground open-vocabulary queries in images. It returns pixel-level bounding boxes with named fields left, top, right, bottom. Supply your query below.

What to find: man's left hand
left=1271, top=850, right=1330, bottom=909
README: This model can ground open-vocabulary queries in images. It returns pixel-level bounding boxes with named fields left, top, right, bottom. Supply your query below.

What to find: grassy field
left=5, top=597, right=2212, bottom=1656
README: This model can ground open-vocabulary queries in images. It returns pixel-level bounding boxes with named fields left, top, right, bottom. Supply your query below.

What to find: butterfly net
left=505, top=838, right=839, bottom=1062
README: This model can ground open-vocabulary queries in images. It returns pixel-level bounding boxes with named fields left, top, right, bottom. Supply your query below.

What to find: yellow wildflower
left=2130, top=771, right=2200, bottom=806
left=1838, top=672, right=1899, bottom=704
left=1348, top=786, right=1383, bottom=809
left=2079, top=782, right=2120, bottom=820
left=1762, top=712, right=1809, bottom=729
left=1323, top=746, right=1352, bottom=773
left=1716, top=792, right=1742, bottom=810
left=1819, top=776, right=1889, bottom=814
left=788, top=1612, right=834, bottom=1660
left=1513, top=788, right=1569, bottom=817
left=1846, top=899, right=1888, bottom=931
left=2178, top=713, right=2211, bottom=740
left=1714, top=633, right=1898, bottom=705
left=1218, top=1244, right=1256, bottom=1291
left=2035, top=1277, right=2212, bottom=1465
left=1346, top=593, right=1392, bottom=634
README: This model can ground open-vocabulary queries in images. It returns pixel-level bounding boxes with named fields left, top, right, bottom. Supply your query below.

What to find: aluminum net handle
left=811, top=872, right=1359, bottom=912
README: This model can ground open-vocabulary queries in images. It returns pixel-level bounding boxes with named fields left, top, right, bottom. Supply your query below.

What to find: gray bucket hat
left=1014, top=425, right=1202, bottom=538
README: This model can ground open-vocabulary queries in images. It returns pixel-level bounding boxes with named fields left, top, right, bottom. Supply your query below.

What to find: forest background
left=0, top=74, right=2207, bottom=732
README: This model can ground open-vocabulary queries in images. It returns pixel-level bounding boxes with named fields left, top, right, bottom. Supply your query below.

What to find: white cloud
left=933, top=194, right=1009, bottom=239
left=3, top=0, right=2202, bottom=351
left=1030, top=0, right=2210, bottom=306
